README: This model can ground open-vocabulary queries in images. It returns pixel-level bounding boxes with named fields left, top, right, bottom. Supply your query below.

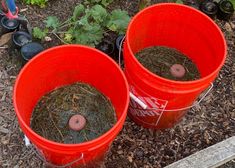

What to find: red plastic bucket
left=13, top=45, right=129, bottom=167
left=123, top=4, right=226, bottom=129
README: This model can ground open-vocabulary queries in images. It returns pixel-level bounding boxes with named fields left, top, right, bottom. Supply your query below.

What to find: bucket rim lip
left=125, top=3, right=227, bottom=85
left=13, top=44, right=130, bottom=148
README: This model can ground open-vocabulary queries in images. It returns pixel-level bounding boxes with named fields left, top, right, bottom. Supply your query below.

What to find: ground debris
left=0, top=1, right=234, bottom=167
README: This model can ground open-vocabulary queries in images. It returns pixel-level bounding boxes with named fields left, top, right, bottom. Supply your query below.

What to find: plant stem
left=49, top=113, right=64, bottom=141
left=59, top=18, right=72, bottom=27
left=52, top=32, right=69, bottom=44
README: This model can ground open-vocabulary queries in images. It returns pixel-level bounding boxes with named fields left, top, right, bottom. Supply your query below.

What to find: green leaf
left=89, top=5, right=108, bottom=23
left=64, top=33, right=73, bottom=43
left=33, top=27, right=47, bottom=39
left=101, top=0, right=113, bottom=6
left=73, top=4, right=85, bottom=21
left=231, top=0, right=235, bottom=8
left=79, top=15, right=91, bottom=29
left=107, top=9, right=131, bottom=34
left=73, top=23, right=104, bottom=47
left=44, top=16, right=60, bottom=29
left=23, top=0, right=47, bottom=7
left=176, top=0, right=183, bottom=4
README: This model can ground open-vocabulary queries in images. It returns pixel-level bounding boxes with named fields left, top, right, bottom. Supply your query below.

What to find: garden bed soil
left=0, top=0, right=234, bottom=167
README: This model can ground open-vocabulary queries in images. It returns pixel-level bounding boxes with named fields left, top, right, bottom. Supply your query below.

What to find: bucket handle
left=24, top=135, right=85, bottom=168
left=130, top=82, right=214, bottom=112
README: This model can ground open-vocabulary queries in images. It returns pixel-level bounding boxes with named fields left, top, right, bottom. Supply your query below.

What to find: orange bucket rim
left=125, top=3, right=227, bottom=85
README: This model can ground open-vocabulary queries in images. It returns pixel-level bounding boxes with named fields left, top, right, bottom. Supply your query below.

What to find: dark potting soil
left=30, top=82, right=116, bottom=144
left=135, top=46, right=201, bottom=81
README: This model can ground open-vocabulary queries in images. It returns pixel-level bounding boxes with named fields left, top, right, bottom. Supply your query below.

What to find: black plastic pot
left=0, top=12, right=4, bottom=21
left=20, top=42, right=44, bottom=62
left=0, top=16, right=19, bottom=34
left=184, top=0, right=200, bottom=9
left=200, top=1, right=218, bottom=19
left=217, top=0, right=234, bottom=21
left=12, top=31, right=32, bottom=49
left=96, top=40, right=114, bottom=56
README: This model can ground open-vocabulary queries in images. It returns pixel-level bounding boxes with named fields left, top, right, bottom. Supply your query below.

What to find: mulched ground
left=0, top=0, right=234, bottom=167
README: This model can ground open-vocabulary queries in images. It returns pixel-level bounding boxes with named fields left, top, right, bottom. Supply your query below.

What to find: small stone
left=117, top=150, right=123, bottom=155
left=224, top=22, right=232, bottom=32
left=44, top=36, right=52, bottom=42
left=1, top=136, right=10, bottom=145
left=229, top=22, right=235, bottom=30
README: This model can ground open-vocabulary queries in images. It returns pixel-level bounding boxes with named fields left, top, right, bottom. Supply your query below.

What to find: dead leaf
left=0, top=32, right=13, bottom=46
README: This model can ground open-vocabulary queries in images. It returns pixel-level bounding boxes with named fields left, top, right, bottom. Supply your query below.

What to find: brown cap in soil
left=170, top=64, right=186, bottom=78
left=69, top=114, right=86, bottom=131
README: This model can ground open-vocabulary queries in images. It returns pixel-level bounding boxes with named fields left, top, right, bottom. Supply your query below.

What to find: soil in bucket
left=30, top=82, right=117, bottom=144
left=135, top=46, right=200, bottom=81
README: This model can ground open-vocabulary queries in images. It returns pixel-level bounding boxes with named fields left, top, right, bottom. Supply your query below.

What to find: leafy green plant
left=23, top=0, right=48, bottom=7
left=33, top=3, right=131, bottom=47
left=107, top=10, right=130, bottom=34
left=33, top=27, right=48, bottom=39
left=84, top=0, right=113, bottom=7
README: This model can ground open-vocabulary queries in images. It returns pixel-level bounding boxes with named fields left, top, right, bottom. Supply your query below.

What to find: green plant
left=33, top=3, right=131, bottom=47
left=84, top=0, right=113, bottom=7
left=139, top=0, right=151, bottom=11
left=176, top=0, right=183, bottom=4
left=33, top=27, right=48, bottom=39
left=23, top=0, right=48, bottom=7
left=231, top=0, right=235, bottom=8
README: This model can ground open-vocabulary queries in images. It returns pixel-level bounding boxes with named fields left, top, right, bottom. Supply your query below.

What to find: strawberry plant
left=33, top=3, right=130, bottom=47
